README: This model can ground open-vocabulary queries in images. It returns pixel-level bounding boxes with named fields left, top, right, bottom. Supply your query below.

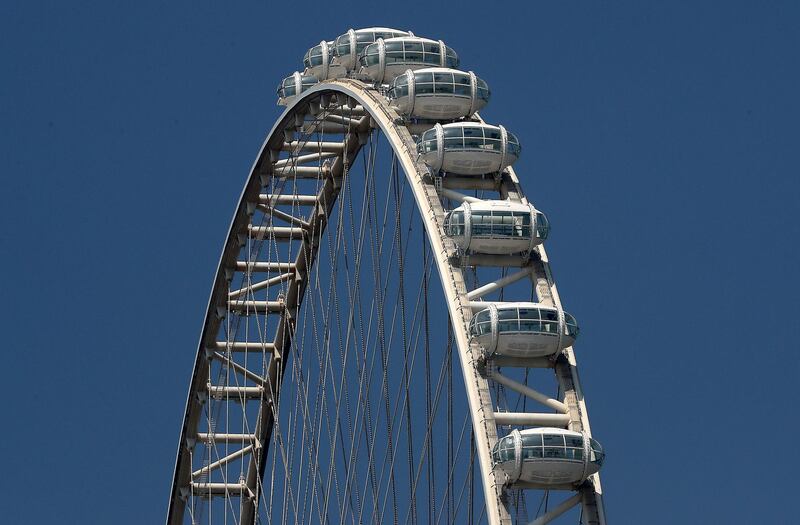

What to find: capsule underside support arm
left=527, top=492, right=582, bottom=525
left=467, top=265, right=535, bottom=300
left=489, top=368, right=568, bottom=413
left=439, top=187, right=482, bottom=203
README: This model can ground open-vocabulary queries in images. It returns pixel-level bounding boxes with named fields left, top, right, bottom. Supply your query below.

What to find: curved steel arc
left=167, top=79, right=510, bottom=524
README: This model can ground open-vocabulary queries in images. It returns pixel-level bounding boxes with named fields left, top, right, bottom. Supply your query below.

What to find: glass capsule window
left=359, top=40, right=459, bottom=69
left=417, top=128, right=438, bottom=154
left=388, top=73, right=409, bottom=99
left=361, top=44, right=381, bottom=67
left=492, top=435, right=516, bottom=463
left=476, top=77, right=490, bottom=102
left=334, top=34, right=350, bottom=57
left=589, top=438, right=605, bottom=466
left=534, top=211, right=550, bottom=240
left=303, top=45, right=324, bottom=68
left=444, top=211, right=465, bottom=236
left=468, top=306, right=579, bottom=339
left=414, top=71, right=473, bottom=98
left=520, top=433, right=585, bottom=461
left=507, top=132, right=521, bottom=157
left=440, top=126, right=504, bottom=152
left=470, top=209, right=532, bottom=238
left=470, top=308, right=493, bottom=337
left=564, top=312, right=579, bottom=338
left=277, top=75, right=318, bottom=98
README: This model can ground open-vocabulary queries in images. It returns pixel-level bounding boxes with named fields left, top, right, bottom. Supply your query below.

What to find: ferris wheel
left=166, top=27, right=607, bottom=525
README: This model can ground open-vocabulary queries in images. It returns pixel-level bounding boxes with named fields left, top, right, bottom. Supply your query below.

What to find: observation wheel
left=167, top=27, right=607, bottom=525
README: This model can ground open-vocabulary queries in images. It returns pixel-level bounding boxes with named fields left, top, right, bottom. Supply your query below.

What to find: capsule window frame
left=469, top=209, right=532, bottom=239
left=467, top=305, right=575, bottom=339
left=519, top=433, right=586, bottom=463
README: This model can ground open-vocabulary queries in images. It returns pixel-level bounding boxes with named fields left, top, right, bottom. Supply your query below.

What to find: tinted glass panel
left=541, top=309, right=558, bottom=321
left=566, top=436, right=583, bottom=448
left=437, top=83, right=454, bottom=94
left=433, top=72, right=453, bottom=82
left=522, top=434, right=543, bottom=446
left=543, top=434, right=565, bottom=447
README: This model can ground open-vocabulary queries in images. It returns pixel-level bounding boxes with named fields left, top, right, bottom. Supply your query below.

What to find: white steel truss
left=167, top=74, right=606, bottom=525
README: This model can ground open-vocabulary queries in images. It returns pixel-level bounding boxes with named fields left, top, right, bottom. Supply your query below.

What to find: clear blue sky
left=1, top=1, right=798, bottom=523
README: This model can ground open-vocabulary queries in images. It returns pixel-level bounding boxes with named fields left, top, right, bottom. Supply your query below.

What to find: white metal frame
left=167, top=77, right=606, bottom=525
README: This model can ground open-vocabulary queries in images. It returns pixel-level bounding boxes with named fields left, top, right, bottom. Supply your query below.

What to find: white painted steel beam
left=212, top=341, right=275, bottom=352
left=227, top=300, right=284, bottom=315
left=272, top=151, right=338, bottom=168
left=439, top=187, right=482, bottom=203
left=489, top=370, right=568, bottom=413
left=493, top=412, right=570, bottom=427
left=258, top=193, right=318, bottom=206
left=272, top=165, right=328, bottom=178
left=282, top=141, right=343, bottom=153
left=228, top=272, right=293, bottom=299
left=192, top=445, right=254, bottom=479
left=322, top=113, right=361, bottom=127
left=211, top=352, right=266, bottom=386
left=169, top=81, right=606, bottom=525
left=196, top=433, right=258, bottom=443
left=467, top=266, right=534, bottom=300
left=247, top=225, right=305, bottom=240
left=234, top=261, right=295, bottom=273
left=255, top=205, right=310, bottom=228
left=528, top=492, right=582, bottom=525
left=190, top=482, right=251, bottom=497
left=207, top=385, right=263, bottom=399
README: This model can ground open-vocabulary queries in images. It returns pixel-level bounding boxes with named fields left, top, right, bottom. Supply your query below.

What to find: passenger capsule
left=492, top=428, right=604, bottom=485
left=276, top=72, right=318, bottom=106
left=358, top=37, right=459, bottom=84
left=333, top=27, right=411, bottom=71
left=303, top=41, right=346, bottom=80
left=417, top=123, right=520, bottom=175
left=388, top=68, right=490, bottom=120
left=469, top=302, right=578, bottom=357
left=444, top=200, right=548, bottom=254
